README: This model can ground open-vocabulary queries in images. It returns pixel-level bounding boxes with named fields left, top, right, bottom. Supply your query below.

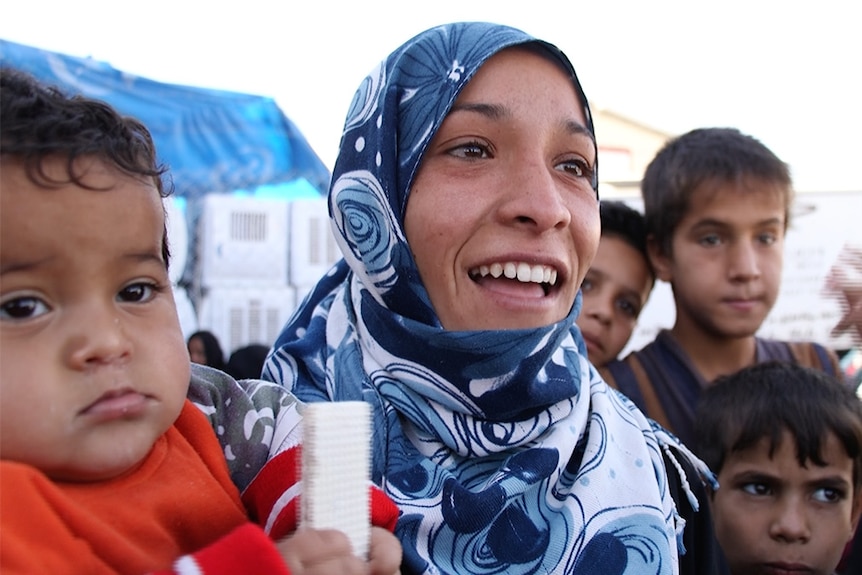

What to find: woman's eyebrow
left=448, top=101, right=506, bottom=120
left=564, top=119, right=596, bottom=145
left=447, top=102, right=596, bottom=145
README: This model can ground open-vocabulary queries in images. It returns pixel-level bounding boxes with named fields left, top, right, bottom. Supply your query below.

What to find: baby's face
left=0, top=156, right=190, bottom=481
left=711, top=430, right=861, bottom=575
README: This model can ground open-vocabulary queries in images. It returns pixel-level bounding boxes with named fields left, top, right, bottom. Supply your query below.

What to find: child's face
left=576, top=235, right=652, bottom=367
left=711, top=430, right=862, bottom=575
left=0, top=156, right=191, bottom=482
left=651, top=178, right=786, bottom=341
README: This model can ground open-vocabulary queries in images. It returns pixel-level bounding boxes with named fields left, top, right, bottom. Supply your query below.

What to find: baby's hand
left=276, top=526, right=401, bottom=575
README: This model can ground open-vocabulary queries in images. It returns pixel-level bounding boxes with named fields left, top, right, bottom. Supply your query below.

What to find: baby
left=0, top=67, right=400, bottom=575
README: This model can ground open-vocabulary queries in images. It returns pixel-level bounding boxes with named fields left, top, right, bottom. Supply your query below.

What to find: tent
left=0, top=39, right=331, bottom=198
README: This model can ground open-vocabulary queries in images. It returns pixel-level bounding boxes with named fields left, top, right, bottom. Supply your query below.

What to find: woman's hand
left=276, top=526, right=401, bottom=575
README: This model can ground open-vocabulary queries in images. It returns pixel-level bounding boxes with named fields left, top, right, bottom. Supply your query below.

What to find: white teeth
left=530, top=266, right=544, bottom=283
left=469, top=262, right=558, bottom=286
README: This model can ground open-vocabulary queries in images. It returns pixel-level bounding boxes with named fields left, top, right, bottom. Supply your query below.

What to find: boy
left=0, top=68, right=401, bottom=574
left=695, top=361, right=862, bottom=575
left=600, top=127, right=841, bottom=447
left=576, top=200, right=654, bottom=368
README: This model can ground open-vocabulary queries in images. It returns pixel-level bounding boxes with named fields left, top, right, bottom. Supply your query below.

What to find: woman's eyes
left=0, top=296, right=50, bottom=321
left=444, top=140, right=595, bottom=182
left=447, top=141, right=492, bottom=159
left=556, top=158, right=594, bottom=180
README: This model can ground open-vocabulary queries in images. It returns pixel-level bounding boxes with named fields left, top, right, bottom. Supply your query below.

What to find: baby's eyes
left=0, top=296, right=50, bottom=321
left=118, top=282, right=157, bottom=304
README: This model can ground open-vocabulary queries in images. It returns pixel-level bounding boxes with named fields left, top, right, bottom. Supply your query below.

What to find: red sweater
left=0, top=400, right=399, bottom=574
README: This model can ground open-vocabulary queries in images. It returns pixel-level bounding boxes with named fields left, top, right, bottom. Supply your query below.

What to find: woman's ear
left=647, top=234, right=673, bottom=283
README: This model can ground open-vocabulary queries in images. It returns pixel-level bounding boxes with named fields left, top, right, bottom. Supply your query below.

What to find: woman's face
left=404, top=47, right=599, bottom=331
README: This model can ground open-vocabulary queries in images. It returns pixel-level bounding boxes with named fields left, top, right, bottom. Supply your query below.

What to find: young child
left=600, top=127, right=842, bottom=447
left=0, top=68, right=401, bottom=575
left=576, top=200, right=654, bottom=368
left=695, top=361, right=862, bottom=575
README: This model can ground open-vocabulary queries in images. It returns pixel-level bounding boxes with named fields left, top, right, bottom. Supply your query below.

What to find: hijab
left=265, top=22, right=708, bottom=574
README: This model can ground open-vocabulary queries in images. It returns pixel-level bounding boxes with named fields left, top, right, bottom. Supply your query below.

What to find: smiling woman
left=264, top=21, right=724, bottom=575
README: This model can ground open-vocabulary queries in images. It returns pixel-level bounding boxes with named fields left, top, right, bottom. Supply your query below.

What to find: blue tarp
left=0, top=39, right=331, bottom=198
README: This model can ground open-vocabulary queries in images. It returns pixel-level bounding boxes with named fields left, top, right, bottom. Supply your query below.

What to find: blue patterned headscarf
left=265, top=22, right=705, bottom=574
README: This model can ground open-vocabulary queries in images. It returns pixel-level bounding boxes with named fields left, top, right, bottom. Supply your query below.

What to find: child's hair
left=600, top=200, right=653, bottom=284
left=0, top=67, right=171, bottom=264
left=641, top=127, right=793, bottom=256
left=696, top=361, right=862, bottom=489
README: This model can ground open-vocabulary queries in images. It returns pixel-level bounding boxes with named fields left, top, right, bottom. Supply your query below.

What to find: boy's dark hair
left=695, top=361, right=862, bottom=489
left=641, top=127, right=793, bottom=256
left=600, top=201, right=654, bottom=284
left=0, top=67, right=172, bottom=265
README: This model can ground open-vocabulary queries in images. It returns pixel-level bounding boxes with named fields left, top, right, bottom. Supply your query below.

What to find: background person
left=601, top=127, right=842, bottom=447
left=225, top=344, right=270, bottom=380
left=576, top=200, right=654, bottom=368
left=187, top=330, right=226, bottom=372
left=695, top=361, right=862, bottom=575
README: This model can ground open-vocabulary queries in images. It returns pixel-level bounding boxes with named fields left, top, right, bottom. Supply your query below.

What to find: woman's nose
left=498, top=157, right=572, bottom=232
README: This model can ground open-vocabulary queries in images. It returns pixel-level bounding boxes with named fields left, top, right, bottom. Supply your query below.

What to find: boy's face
left=711, top=430, right=862, bottom=575
left=0, top=156, right=190, bottom=482
left=650, top=178, right=786, bottom=341
left=576, top=235, right=652, bottom=367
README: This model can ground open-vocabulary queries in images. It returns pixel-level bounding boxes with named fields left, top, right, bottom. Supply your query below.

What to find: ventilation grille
left=230, top=211, right=268, bottom=242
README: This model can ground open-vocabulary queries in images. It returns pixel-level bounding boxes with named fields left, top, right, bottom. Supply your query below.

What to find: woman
left=265, top=22, right=721, bottom=574
left=187, top=330, right=226, bottom=372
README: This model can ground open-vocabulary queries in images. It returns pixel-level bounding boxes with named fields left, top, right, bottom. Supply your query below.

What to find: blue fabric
left=264, top=22, right=708, bottom=574
left=0, top=38, right=331, bottom=197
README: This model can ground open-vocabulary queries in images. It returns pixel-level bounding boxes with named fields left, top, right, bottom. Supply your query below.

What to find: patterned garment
left=264, top=22, right=712, bottom=575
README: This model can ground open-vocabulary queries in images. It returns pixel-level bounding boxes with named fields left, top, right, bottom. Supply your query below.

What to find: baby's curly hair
left=1, top=67, right=172, bottom=263
left=0, top=67, right=169, bottom=195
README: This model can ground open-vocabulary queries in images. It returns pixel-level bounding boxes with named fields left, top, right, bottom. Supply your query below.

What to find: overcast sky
left=2, top=0, right=860, bottom=191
